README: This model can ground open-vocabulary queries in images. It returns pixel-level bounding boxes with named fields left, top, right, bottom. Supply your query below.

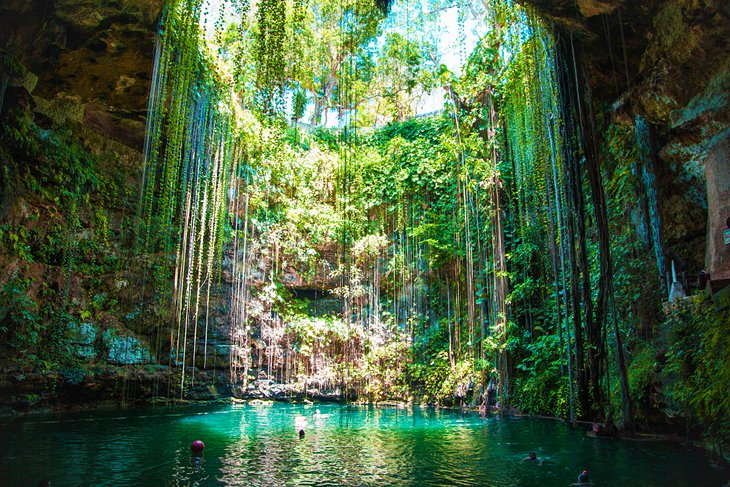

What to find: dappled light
left=1, top=0, right=729, bottom=484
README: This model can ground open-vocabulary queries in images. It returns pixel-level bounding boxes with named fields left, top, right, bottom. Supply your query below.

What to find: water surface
left=0, top=402, right=726, bottom=486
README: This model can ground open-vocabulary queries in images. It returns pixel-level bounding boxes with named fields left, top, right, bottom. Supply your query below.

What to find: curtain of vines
left=494, top=5, right=632, bottom=425
left=140, top=0, right=245, bottom=397
left=499, top=13, right=576, bottom=419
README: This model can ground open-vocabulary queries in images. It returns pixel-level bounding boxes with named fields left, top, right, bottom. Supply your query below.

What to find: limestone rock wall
left=1, top=0, right=163, bottom=148
left=0, top=0, right=184, bottom=411
left=526, top=0, right=730, bottom=292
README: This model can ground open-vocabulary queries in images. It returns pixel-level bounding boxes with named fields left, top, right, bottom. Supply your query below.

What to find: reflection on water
left=0, top=402, right=727, bottom=486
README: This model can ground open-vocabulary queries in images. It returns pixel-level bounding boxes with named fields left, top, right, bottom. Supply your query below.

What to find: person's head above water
left=298, top=429, right=305, bottom=438
left=522, top=451, right=538, bottom=462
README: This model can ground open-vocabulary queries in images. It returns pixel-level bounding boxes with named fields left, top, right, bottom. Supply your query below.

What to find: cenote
left=1, top=403, right=726, bottom=486
left=1, top=0, right=730, bottom=484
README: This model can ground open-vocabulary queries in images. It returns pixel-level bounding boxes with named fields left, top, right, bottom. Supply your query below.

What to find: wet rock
left=704, top=136, right=730, bottom=282
left=238, top=379, right=303, bottom=400
left=33, top=93, right=85, bottom=126
left=8, top=69, right=38, bottom=94
left=576, top=0, right=619, bottom=17
left=1, top=0, right=163, bottom=151
left=634, top=0, right=730, bottom=125
left=187, top=383, right=220, bottom=401
left=83, top=102, right=146, bottom=148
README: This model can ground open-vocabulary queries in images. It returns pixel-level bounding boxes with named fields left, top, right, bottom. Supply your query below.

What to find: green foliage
left=368, top=116, right=449, bottom=145
left=373, top=31, right=438, bottom=121
left=255, top=0, right=288, bottom=110
left=292, top=89, right=309, bottom=121
left=625, top=345, right=658, bottom=426
left=362, top=340, right=412, bottom=400
left=512, top=374, right=572, bottom=418
left=663, top=296, right=730, bottom=448
left=0, top=225, right=34, bottom=262
left=60, top=366, right=86, bottom=386
left=0, top=68, right=40, bottom=156
left=2, top=105, right=39, bottom=156
left=0, top=278, right=41, bottom=355
left=603, top=121, right=662, bottom=337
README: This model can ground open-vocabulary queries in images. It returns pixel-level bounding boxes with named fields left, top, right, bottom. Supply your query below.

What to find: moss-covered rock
left=67, top=322, right=98, bottom=359
left=102, top=330, right=152, bottom=365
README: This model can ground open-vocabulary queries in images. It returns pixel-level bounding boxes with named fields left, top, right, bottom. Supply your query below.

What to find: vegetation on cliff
left=0, top=0, right=728, bottom=453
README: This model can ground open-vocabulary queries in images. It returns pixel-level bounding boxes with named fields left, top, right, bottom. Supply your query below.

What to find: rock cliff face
left=525, top=0, right=730, bottom=291
left=1, top=0, right=163, bottom=148
left=0, top=0, right=728, bottom=410
left=0, top=0, right=173, bottom=411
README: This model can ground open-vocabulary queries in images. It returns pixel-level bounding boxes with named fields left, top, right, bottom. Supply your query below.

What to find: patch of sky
left=197, top=0, right=487, bottom=125
left=374, top=0, right=486, bottom=117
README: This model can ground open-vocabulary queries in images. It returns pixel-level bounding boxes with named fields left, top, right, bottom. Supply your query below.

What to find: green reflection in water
left=0, top=403, right=726, bottom=486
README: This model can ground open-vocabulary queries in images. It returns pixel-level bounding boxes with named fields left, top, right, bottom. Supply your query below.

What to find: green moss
left=663, top=295, right=730, bottom=449
left=625, top=346, right=660, bottom=426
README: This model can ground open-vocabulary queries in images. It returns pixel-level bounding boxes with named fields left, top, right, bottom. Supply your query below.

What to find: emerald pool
left=1, top=402, right=726, bottom=486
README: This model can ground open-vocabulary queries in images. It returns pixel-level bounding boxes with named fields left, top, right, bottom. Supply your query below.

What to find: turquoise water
left=0, top=402, right=726, bottom=486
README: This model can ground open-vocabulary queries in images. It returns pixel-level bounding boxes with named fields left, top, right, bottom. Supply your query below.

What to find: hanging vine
left=139, top=0, right=251, bottom=397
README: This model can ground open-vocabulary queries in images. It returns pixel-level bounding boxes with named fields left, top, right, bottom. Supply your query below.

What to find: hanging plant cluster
left=255, top=0, right=288, bottom=113
left=140, top=0, right=251, bottom=395
left=497, top=9, right=575, bottom=417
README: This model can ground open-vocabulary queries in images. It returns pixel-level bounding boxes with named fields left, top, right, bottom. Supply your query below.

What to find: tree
left=373, top=32, right=439, bottom=121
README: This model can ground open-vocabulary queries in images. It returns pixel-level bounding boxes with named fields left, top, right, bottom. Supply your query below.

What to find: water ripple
left=0, top=403, right=727, bottom=486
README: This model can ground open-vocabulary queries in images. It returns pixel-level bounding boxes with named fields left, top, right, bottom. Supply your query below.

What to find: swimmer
left=296, top=414, right=308, bottom=437
left=577, top=470, right=589, bottom=483
left=522, top=451, right=538, bottom=462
